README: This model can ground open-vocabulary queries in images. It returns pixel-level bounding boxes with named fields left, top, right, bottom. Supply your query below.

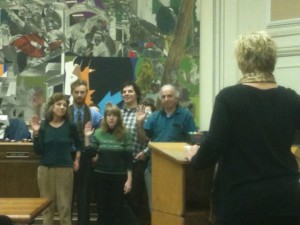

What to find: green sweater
left=86, top=128, right=133, bottom=174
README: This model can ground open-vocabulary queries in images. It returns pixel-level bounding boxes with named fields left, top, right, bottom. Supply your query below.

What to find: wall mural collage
left=0, top=0, right=200, bottom=125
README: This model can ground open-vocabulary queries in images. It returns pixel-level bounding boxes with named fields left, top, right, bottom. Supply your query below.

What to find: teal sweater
left=86, top=128, right=133, bottom=174
left=33, top=120, right=82, bottom=167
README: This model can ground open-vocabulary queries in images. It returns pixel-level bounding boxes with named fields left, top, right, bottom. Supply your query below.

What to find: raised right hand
left=84, top=121, right=94, bottom=137
left=31, top=115, right=41, bottom=133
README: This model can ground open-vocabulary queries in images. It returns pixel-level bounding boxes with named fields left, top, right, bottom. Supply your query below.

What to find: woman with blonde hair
left=84, top=103, right=133, bottom=225
left=187, top=31, right=300, bottom=225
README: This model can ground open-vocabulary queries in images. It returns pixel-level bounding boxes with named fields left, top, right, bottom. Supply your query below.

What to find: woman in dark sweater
left=187, top=31, right=300, bottom=225
left=31, top=93, right=82, bottom=225
left=84, top=103, right=133, bottom=225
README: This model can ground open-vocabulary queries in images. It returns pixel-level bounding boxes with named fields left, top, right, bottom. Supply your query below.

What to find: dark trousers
left=72, top=152, right=93, bottom=225
left=123, top=160, right=150, bottom=225
left=94, top=172, right=126, bottom=225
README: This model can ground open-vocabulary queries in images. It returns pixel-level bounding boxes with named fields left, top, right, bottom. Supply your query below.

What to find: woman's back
left=210, top=84, right=300, bottom=222
left=218, top=84, right=300, bottom=185
left=189, top=30, right=300, bottom=225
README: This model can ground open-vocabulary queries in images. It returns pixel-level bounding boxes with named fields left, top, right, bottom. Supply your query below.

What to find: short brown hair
left=44, top=92, right=69, bottom=121
left=71, top=79, right=88, bottom=93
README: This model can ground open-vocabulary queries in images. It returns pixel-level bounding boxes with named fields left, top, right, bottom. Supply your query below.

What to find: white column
left=199, top=0, right=268, bottom=130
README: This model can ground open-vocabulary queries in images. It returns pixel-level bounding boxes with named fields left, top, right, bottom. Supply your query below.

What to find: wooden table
left=0, top=198, right=52, bottom=224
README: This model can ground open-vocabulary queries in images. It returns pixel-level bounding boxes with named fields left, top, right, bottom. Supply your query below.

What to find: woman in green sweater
left=31, top=93, right=82, bottom=225
left=84, top=103, right=133, bottom=225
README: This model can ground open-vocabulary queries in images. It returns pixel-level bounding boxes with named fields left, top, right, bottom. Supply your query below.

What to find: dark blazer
left=69, top=104, right=91, bottom=126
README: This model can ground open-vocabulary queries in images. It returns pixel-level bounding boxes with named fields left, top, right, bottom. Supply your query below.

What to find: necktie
left=77, top=110, right=83, bottom=137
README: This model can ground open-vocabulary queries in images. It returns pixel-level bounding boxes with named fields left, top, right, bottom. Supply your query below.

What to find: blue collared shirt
left=90, top=108, right=103, bottom=129
left=144, top=106, right=197, bottom=142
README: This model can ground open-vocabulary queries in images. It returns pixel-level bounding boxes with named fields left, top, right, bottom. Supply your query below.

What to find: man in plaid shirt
left=121, top=82, right=150, bottom=225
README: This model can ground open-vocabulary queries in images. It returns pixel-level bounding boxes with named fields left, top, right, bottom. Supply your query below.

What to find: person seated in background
left=142, top=98, right=156, bottom=114
left=0, top=96, right=31, bottom=141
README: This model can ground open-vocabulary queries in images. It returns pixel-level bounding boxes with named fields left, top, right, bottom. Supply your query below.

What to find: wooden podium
left=149, top=142, right=215, bottom=225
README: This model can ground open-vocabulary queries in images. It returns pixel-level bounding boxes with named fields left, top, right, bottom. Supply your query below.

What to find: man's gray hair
left=159, top=84, right=180, bottom=99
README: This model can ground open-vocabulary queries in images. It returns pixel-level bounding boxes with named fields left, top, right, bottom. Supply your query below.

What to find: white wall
left=267, top=17, right=300, bottom=94
left=135, top=0, right=300, bottom=130
left=199, top=0, right=300, bottom=130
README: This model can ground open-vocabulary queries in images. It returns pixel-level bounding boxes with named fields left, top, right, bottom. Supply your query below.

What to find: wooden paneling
left=271, top=0, right=300, bottom=21
left=0, top=143, right=40, bottom=197
left=152, top=149, right=185, bottom=215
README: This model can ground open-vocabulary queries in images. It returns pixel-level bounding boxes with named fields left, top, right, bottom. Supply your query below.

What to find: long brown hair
left=100, top=103, right=126, bottom=141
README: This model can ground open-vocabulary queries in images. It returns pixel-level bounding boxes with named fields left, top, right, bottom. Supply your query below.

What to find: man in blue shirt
left=143, top=84, right=197, bottom=209
left=144, top=84, right=197, bottom=142
left=89, top=104, right=103, bottom=129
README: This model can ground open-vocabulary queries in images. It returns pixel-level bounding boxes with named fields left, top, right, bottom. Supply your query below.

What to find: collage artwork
left=0, top=0, right=200, bottom=125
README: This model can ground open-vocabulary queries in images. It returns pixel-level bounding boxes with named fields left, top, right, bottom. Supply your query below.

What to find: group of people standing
left=29, top=30, right=300, bottom=225
left=31, top=78, right=196, bottom=225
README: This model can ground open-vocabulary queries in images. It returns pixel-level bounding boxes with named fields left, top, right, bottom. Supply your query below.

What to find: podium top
left=149, top=142, right=190, bottom=164
left=149, top=143, right=300, bottom=165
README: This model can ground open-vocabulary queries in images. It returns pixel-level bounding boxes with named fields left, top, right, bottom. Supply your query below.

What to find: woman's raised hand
left=84, top=121, right=94, bottom=137
left=31, top=115, right=41, bottom=134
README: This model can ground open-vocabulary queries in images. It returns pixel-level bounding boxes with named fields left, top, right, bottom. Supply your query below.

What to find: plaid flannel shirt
left=121, top=107, right=148, bottom=156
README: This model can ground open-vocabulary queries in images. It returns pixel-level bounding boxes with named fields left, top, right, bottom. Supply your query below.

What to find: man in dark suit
left=69, top=79, right=97, bottom=225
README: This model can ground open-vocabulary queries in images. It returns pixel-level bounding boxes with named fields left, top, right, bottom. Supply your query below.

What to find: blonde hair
left=235, top=31, right=277, bottom=75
